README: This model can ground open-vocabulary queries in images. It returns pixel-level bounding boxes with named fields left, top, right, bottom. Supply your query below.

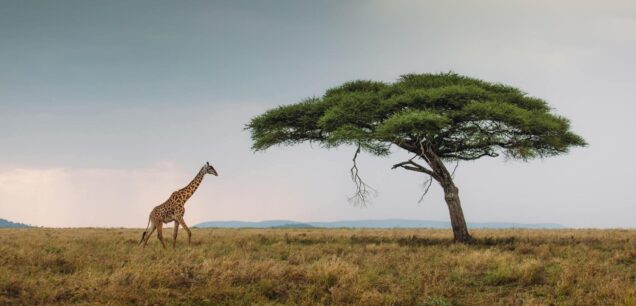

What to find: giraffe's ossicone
left=139, top=162, right=218, bottom=249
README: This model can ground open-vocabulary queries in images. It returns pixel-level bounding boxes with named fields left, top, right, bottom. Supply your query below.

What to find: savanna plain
left=0, top=228, right=634, bottom=305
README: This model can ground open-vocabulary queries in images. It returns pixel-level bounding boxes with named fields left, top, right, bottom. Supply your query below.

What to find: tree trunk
left=442, top=183, right=472, bottom=242
left=419, top=144, right=473, bottom=243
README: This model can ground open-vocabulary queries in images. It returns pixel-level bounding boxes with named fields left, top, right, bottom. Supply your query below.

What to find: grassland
left=0, top=228, right=634, bottom=305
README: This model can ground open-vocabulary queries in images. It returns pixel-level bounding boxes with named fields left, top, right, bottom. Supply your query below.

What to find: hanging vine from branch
left=417, top=175, right=434, bottom=204
left=349, top=145, right=376, bottom=207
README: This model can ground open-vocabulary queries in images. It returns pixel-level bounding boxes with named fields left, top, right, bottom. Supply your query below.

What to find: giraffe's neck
left=178, top=167, right=206, bottom=204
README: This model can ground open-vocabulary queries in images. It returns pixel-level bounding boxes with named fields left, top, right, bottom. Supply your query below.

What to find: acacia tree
left=247, top=73, right=586, bottom=242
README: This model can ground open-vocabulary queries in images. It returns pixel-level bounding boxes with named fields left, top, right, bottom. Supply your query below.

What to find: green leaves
left=247, top=98, right=325, bottom=151
left=460, top=101, right=533, bottom=127
left=246, top=72, right=586, bottom=160
left=377, top=111, right=450, bottom=140
left=318, top=92, right=380, bottom=131
left=324, top=125, right=390, bottom=155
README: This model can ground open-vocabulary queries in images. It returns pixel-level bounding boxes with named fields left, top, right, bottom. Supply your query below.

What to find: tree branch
left=443, top=151, right=499, bottom=161
left=418, top=140, right=434, bottom=166
left=391, top=159, right=439, bottom=181
left=451, top=159, right=459, bottom=178
left=417, top=175, right=434, bottom=204
left=349, top=145, right=376, bottom=206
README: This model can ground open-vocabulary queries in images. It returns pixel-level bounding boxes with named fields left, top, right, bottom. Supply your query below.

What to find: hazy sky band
left=1, top=1, right=634, bottom=227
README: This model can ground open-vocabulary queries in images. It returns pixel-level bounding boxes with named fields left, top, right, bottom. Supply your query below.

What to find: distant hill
left=194, top=219, right=565, bottom=229
left=0, top=218, right=32, bottom=228
left=271, top=223, right=315, bottom=228
left=194, top=220, right=302, bottom=228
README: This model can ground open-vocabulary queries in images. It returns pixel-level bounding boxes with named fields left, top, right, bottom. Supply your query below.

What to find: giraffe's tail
left=139, top=217, right=151, bottom=246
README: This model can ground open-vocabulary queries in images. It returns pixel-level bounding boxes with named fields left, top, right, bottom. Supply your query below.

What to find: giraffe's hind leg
left=172, top=221, right=180, bottom=249
left=176, top=217, right=192, bottom=246
left=142, top=224, right=156, bottom=248
left=156, top=222, right=167, bottom=249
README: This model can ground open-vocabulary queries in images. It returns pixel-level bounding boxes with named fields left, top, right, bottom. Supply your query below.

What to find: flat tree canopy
left=247, top=72, right=586, bottom=242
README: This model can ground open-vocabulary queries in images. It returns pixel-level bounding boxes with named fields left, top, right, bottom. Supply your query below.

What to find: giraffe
left=139, top=162, right=218, bottom=249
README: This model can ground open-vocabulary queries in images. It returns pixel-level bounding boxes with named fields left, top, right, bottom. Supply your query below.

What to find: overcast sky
left=1, top=0, right=634, bottom=228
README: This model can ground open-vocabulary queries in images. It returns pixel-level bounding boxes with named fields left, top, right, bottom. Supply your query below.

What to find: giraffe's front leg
left=156, top=223, right=167, bottom=249
left=177, top=217, right=192, bottom=246
left=172, top=221, right=180, bottom=249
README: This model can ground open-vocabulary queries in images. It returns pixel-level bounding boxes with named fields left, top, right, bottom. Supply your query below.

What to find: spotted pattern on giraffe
left=139, top=162, right=218, bottom=249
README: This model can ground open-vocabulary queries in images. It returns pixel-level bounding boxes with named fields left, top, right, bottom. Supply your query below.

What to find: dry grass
left=0, top=228, right=634, bottom=305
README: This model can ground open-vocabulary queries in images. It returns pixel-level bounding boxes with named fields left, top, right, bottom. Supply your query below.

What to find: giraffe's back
left=151, top=202, right=185, bottom=224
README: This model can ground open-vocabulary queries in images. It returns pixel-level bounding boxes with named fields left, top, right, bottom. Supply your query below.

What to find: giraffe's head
left=205, top=162, right=218, bottom=176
